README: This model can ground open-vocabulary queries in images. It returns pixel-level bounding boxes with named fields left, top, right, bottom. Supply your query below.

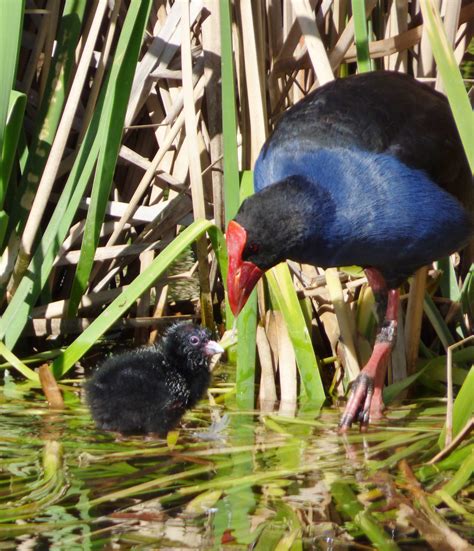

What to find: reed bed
left=0, top=1, right=472, bottom=446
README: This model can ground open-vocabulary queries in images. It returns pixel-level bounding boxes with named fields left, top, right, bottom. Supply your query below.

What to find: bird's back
left=256, top=71, right=472, bottom=206
left=85, top=347, right=190, bottom=434
left=87, top=347, right=165, bottom=393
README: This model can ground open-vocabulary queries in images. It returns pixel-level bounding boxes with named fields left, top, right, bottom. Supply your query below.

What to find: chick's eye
left=190, top=335, right=200, bottom=346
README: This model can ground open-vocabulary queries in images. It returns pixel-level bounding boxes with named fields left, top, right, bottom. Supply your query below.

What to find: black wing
left=267, top=71, right=472, bottom=205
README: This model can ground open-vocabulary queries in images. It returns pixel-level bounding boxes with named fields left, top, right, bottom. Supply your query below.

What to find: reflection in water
left=0, top=378, right=469, bottom=549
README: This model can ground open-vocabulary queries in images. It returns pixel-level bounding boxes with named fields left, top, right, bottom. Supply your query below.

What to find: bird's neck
left=250, top=176, right=335, bottom=265
left=188, top=367, right=210, bottom=395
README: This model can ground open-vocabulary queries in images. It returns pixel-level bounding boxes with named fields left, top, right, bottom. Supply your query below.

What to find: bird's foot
left=338, top=282, right=397, bottom=433
left=339, top=373, right=385, bottom=432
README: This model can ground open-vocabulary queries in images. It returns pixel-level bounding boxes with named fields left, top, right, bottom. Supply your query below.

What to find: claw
left=359, top=378, right=374, bottom=425
left=339, top=373, right=375, bottom=432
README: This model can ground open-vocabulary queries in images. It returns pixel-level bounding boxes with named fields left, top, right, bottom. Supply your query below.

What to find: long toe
left=339, top=373, right=374, bottom=433
left=368, top=392, right=385, bottom=420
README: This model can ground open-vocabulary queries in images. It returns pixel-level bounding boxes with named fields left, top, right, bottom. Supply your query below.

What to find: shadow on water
left=0, top=365, right=472, bottom=549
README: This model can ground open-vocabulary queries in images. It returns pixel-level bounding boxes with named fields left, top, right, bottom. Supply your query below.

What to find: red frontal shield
left=226, top=221, right=263, bottom=315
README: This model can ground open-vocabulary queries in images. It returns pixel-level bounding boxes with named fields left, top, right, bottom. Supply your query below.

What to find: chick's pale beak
left=226, top=221, right=263, bottom=316
left=204, top=340, right=225, bottom=356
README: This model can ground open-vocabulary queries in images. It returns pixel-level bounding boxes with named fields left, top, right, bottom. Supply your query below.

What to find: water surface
left=0, top=374, right=471, bottom=549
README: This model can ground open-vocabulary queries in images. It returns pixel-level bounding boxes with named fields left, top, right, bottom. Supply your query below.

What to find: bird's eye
left=190, top=335, right=200, bottom=346
left=247, top=242, right=260, bottom=255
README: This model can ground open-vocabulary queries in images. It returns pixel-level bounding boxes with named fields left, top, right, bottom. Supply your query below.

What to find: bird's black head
left=235, top=177, right=322, bottom=269
left=227, top=177, right=324, bottom=314
left=161, top=323, right=223, bottom=373
left=234, top=194, right=285, bottom=272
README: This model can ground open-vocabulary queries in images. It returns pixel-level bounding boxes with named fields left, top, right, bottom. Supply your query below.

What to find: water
left=0, top=372, right=472, bottom=549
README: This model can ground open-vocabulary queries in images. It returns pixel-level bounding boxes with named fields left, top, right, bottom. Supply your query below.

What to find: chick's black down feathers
left=85, top=323, right=223, bottom=436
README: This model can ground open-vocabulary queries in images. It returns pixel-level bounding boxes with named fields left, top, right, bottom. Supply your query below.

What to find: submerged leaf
left=185, top=489, right=223, bottom=515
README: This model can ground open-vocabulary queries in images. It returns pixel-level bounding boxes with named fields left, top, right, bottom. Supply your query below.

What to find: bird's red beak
left=226, top=220, right=263, bottom=316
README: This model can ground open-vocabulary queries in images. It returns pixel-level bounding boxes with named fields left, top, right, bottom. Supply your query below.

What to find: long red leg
left=339, top=269, right=399, bottom=432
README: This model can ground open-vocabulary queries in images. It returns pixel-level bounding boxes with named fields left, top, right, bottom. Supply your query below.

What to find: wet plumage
left=85, top=323, right=224, bottom=436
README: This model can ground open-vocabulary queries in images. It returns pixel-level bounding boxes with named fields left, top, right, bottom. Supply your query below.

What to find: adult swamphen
left=226, top=71, right=473, bottom=431
left=85, top=323, right=224, bottom=436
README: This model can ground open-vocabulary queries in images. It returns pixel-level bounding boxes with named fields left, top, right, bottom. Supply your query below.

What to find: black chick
left=85, top=323, right=224, bottom=436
